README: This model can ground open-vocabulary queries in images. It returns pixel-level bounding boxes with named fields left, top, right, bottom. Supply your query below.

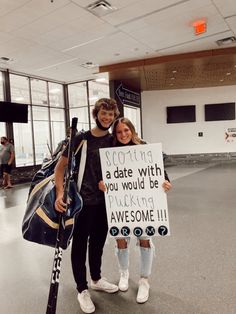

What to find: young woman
left=99, top=117, right=172, bottom=304
left=54, top=98, right=120, bottom=314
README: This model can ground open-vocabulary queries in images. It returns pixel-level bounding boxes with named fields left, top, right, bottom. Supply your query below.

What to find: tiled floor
left=0, top=162, right=236, bottom=314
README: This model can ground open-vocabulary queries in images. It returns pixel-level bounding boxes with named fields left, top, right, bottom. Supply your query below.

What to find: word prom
left=100, top=143, right=170, bottom=237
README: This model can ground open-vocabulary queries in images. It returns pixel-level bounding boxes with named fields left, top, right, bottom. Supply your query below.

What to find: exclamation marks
left=160, top=210, right=163, bottom=221
left=157, top=209, right=168, bottom=221
left=164, top=210, right=167, bottom=221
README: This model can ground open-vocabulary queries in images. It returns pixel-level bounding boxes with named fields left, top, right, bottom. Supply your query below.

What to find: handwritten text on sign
left=99, top=143, right=170, bottom=237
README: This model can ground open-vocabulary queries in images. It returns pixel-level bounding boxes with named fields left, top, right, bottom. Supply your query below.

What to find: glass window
left=68, top=82, right=89, bottom=131
left=13, top=115, right=34, bottom=167
left=31, top=78, right=48, bottom=106
left=68, top=82, right=87, bottom=108
left=89, top=106, right=96, bottom=129
left=70, top=107, right=89, bottom=131
left=32, top=106, right=50, bottom=164
left=124, top=105, right=141, bottom=137
left=49, top=82, right=64, bottom=108
left=88, top=79, right=110, bottom=101
left=0, top=122, right=6, bottom=136
left=0, top=72, right=3, bottom=100
left=10, top=74, right=30, bottom=104
left=88, top=80, right=110, bottom=128
left=50, top=108, right=66, bottom=152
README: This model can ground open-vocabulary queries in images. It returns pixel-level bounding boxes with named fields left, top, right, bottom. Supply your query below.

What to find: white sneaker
left=91, top=277, right=118, bottom=293
left=118, top=270, right=129, bottom=291
left=77, top=290, right=95, bottom=313
left=136, top=278, right=150, bottom=304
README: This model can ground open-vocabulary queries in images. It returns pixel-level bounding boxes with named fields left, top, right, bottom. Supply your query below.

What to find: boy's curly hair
left=92, top=98, right=120, bottom=119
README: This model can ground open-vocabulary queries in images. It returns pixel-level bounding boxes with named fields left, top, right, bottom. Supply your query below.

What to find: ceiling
left=1, top=0, right=236, bottom=90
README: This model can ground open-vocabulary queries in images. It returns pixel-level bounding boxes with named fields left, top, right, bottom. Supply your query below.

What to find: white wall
left=142, top=85, right=236, bottom=155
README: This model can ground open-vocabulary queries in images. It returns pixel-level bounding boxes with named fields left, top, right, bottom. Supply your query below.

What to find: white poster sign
left=99, top=143, right=170, bottom=238
left=225, top=128, right=236, bottom=142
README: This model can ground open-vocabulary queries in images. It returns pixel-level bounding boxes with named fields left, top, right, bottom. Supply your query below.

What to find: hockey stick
left=47, top=141, right=53, bottom=158
left=46, top=117, right=78, bottom=314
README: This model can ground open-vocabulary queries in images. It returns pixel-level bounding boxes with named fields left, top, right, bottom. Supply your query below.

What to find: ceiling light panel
left=212, top=0, right=236, bottom=17
left=46, top=20, right=115, bottom=52
left=13, top=3, right=86, bottom=41
left=225, top=15, right=236, bottom=33
left=102, top=0, right=188, bottom=26
left=63, top=31, right=152, bottom=65
left=159, top=31, right=234, bottom=55
left=119, top=1, right=229, bottom=51
left=0, top=0, right=71, bottom=33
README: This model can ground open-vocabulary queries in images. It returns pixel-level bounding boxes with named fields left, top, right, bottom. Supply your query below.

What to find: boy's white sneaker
left=136, top=278, right=150, bottom=304
left=91, top=277, right=118, bottom=293
left=118, top=270, right=129, bottom=291
left=77, top=290, right=95, bottom=313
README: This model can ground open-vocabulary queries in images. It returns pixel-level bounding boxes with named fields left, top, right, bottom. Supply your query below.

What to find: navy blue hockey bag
left=22, top=141, right=84, bottom=249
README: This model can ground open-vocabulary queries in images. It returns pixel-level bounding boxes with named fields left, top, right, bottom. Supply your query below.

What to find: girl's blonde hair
left=112, top=117, right=143, bottom=145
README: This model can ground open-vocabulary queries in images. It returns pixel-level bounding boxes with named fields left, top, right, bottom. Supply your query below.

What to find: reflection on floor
left=0, top=162, right=236, bottom=314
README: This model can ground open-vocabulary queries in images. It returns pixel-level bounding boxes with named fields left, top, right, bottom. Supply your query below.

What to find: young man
left=54, top=98, right=120, bottom=314
left=0, top=136, right=15, bottom=189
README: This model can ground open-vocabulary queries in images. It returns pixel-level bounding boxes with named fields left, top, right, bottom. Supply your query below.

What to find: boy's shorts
left=0, top=164, right=12, bottom=175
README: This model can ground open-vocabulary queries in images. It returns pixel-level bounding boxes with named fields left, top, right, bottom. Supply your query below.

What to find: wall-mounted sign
left=99, top=143, right=170, bottom=238
left=225, top=127, right=236, bottom=142
left=115, top=83, right=141, bottom=107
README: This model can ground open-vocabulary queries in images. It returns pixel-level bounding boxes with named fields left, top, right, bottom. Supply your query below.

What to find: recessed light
left=0, top=57, right=10, bottom=61
left=170, top=77, right=175, bottom=80
left=226, top=72, right=231, bottom=76
left=0, top=56, right=14, bottom=63
left=80, top=62, right=98, bottom=69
